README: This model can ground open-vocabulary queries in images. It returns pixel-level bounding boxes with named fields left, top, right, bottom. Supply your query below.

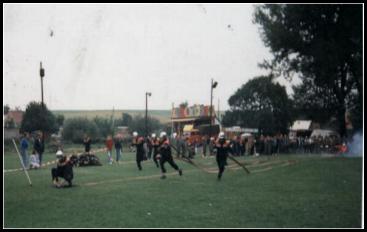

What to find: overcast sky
left=4, top=3, right=298, bottom=111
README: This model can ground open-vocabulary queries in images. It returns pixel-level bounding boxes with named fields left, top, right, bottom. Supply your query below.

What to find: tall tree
left=223, top=76, right=293, bottom=135
left=20, top=101, right=58, bottom=135
left=254, top=4, right=362, bottom=137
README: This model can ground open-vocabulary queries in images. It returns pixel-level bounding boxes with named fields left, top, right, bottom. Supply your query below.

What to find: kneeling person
left=51, top=155, right=74, bottom=188
left=158, top=132, right=182, bottom=179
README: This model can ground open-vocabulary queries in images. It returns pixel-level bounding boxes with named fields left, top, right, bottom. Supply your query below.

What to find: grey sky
left=4, top=3, right=298, bottom=111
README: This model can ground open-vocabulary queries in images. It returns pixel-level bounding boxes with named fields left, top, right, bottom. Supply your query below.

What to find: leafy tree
left=121, top=113, right=133, bottom=126
left=222, top=76, right=293, bottom=135
left=55, top=114, right=65, bottom=128
left=93, top=116, right=114, bottom=139
left=63, top=118, right=99, bottom=143
left=20, top=101, right=58, bottom=134
left=129, top=115, right=164, bottom=136
left=254, top=4, right=363, bottom=137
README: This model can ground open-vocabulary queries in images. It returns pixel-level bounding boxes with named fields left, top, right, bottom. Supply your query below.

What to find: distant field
left=52, top=110, right=172, bottom=123
left=52, top=110, right=226, bottom=124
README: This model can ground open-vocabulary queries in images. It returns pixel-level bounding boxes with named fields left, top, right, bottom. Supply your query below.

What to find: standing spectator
left=83, top=134, right=92, bottom=154
left=106, top=135, right=114, bottom=165
left=114, top=134, right=123, bottom=163
left=34, top=132, right=44, bottom=166
left=20, top=132, right=29, bottom=169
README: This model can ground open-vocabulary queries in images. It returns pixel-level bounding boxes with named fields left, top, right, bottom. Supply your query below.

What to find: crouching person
left=51, top=155, right=74, bottom=188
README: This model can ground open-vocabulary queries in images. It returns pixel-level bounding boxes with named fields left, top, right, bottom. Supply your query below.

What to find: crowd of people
left=168, top=133, right=348, bottom=157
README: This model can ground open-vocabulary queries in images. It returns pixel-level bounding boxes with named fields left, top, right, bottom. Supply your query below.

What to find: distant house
left=4, top=110, right=24, bottom=128
left=4, top=110, right=24, bottom=139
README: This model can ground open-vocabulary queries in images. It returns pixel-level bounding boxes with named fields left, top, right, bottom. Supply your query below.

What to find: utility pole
left=40, top=62, right=45, bottom=146
left=145, top=92, right=152, bottom=138
left=210, top=79, right=218, bottom=137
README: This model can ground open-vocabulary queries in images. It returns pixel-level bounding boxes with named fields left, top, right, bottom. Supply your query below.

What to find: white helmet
left=133, top=131, right=138, bottom=137
left=219, top=132, right=225, bottom=139
left=160, top=131, right=167, bottom=138
left=152, top=133, right=156, bottom=138
left=56, top=150, right=63, bottom=157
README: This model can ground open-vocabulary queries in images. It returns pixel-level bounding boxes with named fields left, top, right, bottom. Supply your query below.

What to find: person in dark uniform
left=51, top=154, right=74, bottom=188
left=158, top=132, right=183, bottom=179
left=83, top=134, right=92, bottom=154
left=214, top=132, right=232, bottom=180
left=132, top=131, right=145, bottom=171
left=151, top=133, right=160, bottom=168
left=34, top=132, right=45, bottom=166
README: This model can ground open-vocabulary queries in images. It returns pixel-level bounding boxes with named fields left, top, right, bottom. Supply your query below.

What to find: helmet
left=151, top=133, right=156, bottom=138
left=56, top=150, right=63, bottom=157
left=133, top=132, right=138, bottom=137
left=219, top=132, right=225, bottom=139
left=160, top=131, right=167, bottom=138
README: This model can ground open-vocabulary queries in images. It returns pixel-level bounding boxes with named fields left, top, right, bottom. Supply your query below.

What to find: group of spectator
left=19, top=132, right=44, bottom=170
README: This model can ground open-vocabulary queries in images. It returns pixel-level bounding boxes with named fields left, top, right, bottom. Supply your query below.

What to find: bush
left=63, top=118, right=99, bottom=143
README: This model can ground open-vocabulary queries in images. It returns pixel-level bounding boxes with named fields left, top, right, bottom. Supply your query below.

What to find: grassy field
left=52, top=110, right=172, bottom=123
left=4, top=145, right=363, bottom=228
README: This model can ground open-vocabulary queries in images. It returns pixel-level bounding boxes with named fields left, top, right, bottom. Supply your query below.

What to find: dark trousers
left=39, top=152, right=43, bottom=165
left=160, top=155, right=179, bottom=173
left=136, top=152, right=144, bottom=170
left=216, top=156, right=227, bottom=178
left=51, top=166, right=73, bottom=186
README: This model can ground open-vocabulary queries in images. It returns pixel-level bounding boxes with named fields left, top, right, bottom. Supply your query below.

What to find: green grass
left=4, top=145, right=363, bottom=228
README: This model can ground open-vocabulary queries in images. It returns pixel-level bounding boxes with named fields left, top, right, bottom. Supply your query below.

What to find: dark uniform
left=152, top=137, right=160, bottom=168
left=83, top=137, right=92, bottom=154
left=34, top=137, right=44, bottom=165
left=158, top=137, right=182, bottom=179
left=51, top=156, right=74, bottom=187
left=132, top=136, right=145, bottom=170
left=214, top=137, right=231, bottom=180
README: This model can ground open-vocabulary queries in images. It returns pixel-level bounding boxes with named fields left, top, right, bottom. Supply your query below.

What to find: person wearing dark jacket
left=34, top=132, right=44, bottom=166
left=132, top=132, right=145, bottom=171
left=151, top=133, right=160, bottom=168
left=52, top=155, right=74, bottom=188
left=214, top=132, right=232, bottom=180
left=83, top=135, right=92, bottom=154
left=114, top=134, right=123, bottom=163
left=158, top=132, right=182, bottom=179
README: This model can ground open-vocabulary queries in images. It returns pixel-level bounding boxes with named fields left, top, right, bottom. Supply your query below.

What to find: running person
left=132, top=132, right=145, bottom=171
left=151, top=133, right=160, bottom=168
left=158, top=132, right=183, bottom=179
left=214, top=132, right=231, bottom=180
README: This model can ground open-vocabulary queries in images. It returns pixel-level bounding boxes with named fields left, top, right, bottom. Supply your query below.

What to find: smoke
left=346, top=131, right=363, bottom=157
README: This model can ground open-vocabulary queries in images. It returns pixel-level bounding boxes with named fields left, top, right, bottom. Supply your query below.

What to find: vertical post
left=210, top=79, right=213, bottom=137
left=40, top=62, right=44, bottom=107
left=171, top=103, right=174, bottom=136
left=12, top=139, right=32, bottom=186
left=40, top=62, right=45, bottom=147
left=217, top=98, right=220, bottom=121
left=145, top=93, right=148, bottom=138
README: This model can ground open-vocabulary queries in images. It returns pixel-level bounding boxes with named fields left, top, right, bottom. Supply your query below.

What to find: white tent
left=290, top=120, right=312, bottom=131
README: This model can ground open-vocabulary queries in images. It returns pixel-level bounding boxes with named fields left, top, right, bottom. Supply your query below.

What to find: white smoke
left=347, top=131, right=363, bottom=157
